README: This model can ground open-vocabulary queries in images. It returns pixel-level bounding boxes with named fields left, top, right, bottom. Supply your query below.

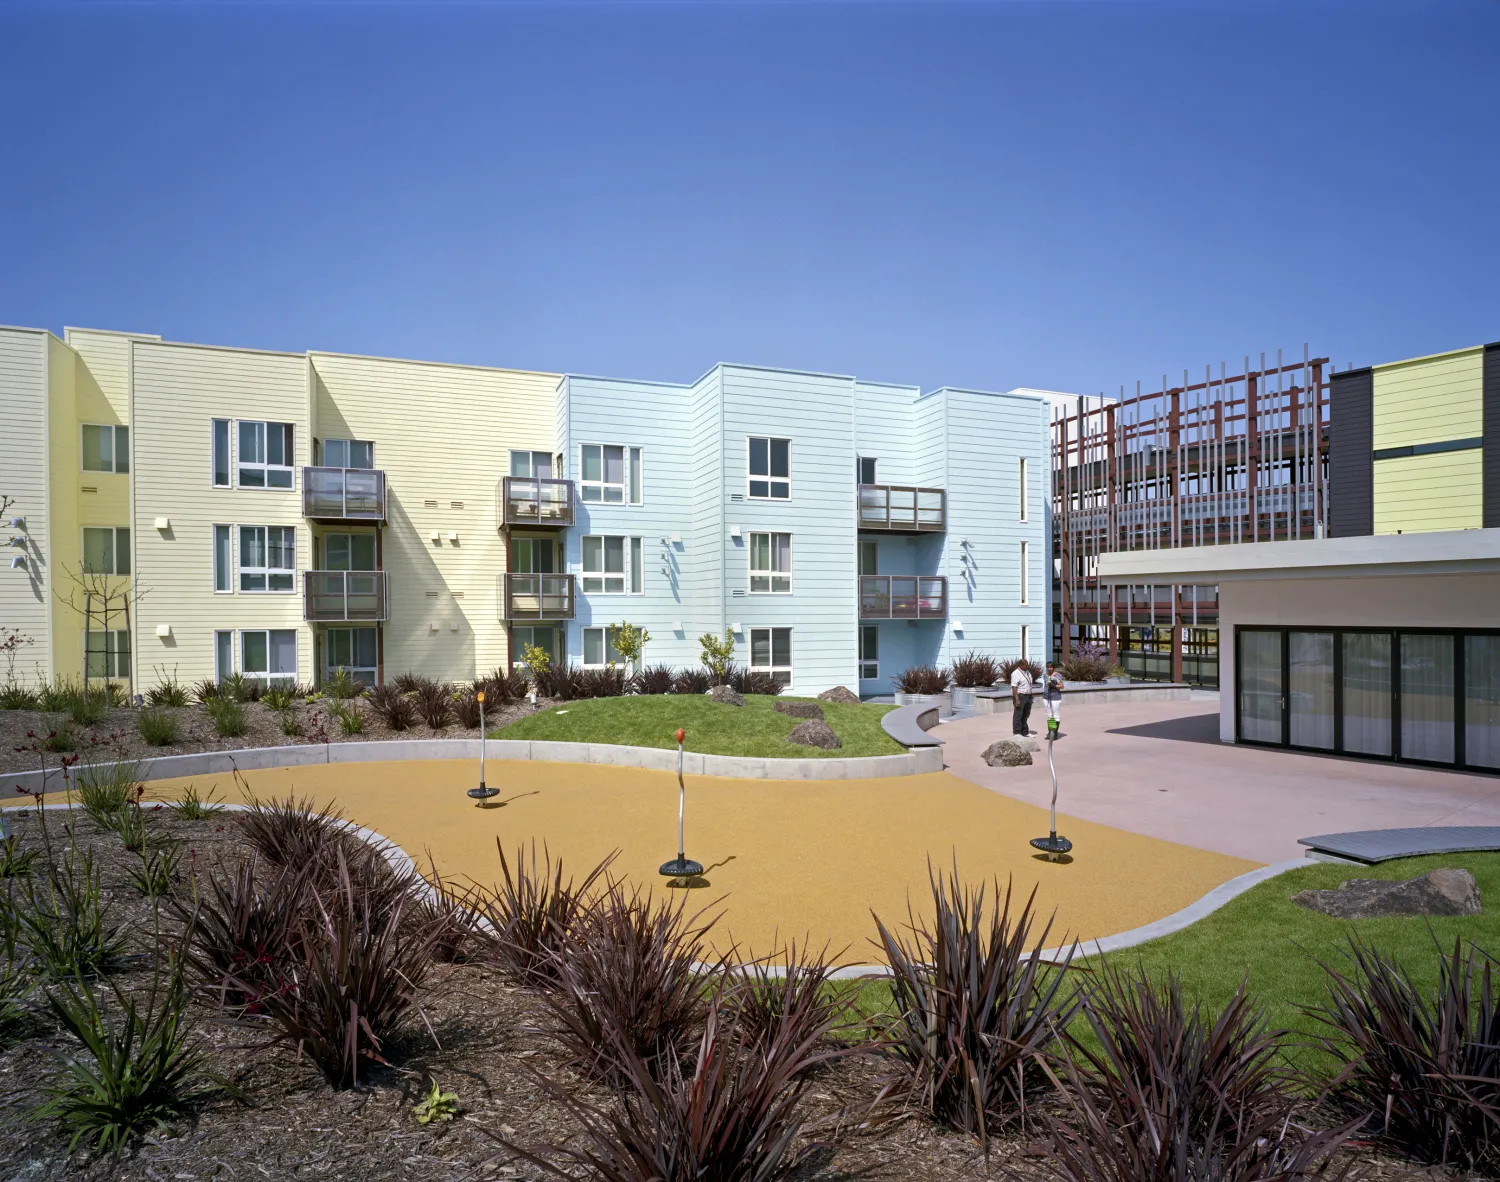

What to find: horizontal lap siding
left=721, top=367, right=855, bottom=693
left=563, top=377, right=695, bottom=668
left=132, top=343, right=312, bottom=686
left=65, top=329, right=156, bottom=423
left=689, top=369, right=723, bottom=643
left=1373, top=451, right=1483, bottom=534
left=311, top=353, right=559, bottom=682
left=0, top=330, right=54, bottom=683
left=1372, top=349, right=1483, bottom=450
left=853, top=381, right=920, bottom=486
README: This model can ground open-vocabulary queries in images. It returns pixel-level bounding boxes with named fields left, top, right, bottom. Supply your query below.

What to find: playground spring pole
left=467, top=690, right=499, bottom=806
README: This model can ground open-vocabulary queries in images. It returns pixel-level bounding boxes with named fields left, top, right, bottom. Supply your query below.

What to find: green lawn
left=493, top=693, right=904, bottom=759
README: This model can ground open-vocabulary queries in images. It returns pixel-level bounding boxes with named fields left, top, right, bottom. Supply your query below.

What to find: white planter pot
left=950, top=687, right=979, bottom=712
left=895, top=691, right=953, bottom=717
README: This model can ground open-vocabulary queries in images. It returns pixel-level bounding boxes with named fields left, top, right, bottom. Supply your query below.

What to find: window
left=82, top=527, right=130, bottom=576
left=1019, top=458, right=1029, bottom=521
left=858, top=541, right=878, bottom=577
left=749, top=532, right=791, bottom=593
left=582, top=626, right=624, bottom=668
left=749, top=627, right=793, bottom=686
left=1019, top=541, right=1030, bottom=605
left=215, top=630, right=233, bottom=682
left=858, top=457, right=877, bottom=485
left=322, top=438, right=374, bottom=469
left=82, top=424, right=129, bottom=474
left=323, top=532, right=376, bottom=571
left=580, top=444, right=642, bottom=504
left=213, top=525, right=232, bottom=592
left=325, top=627, right=378, bottom=686
left=1021, top=624, right=1031, bottom=660
left=859, top=625, right=879, bottom=680
left=511, top=625, right=560, bottom=668
left=748, top=437, right=790, bottom=499
left=512, top=536, right=556, bottom=573
left=241, top=629, right=298, bottom=688
left=238, top=421, right=294, bottom=488
left=510, top=450, right=554, bottom=478
left=85, top=630, right=130, bottom=679
left=238, top=525, right=295, bottom=592
left=582, top=535, right=641, bottom=594
left=212, top=419, right=230, bottom=487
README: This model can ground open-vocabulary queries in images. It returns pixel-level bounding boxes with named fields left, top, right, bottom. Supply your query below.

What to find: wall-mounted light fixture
left=9, top=555, right=25, bottom=570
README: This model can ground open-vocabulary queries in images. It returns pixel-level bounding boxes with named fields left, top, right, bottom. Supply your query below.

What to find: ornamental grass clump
left=1311, top=937, right=1500, bottom=1173
left=239, top=793, right=348, bottom=871
left=327, top=697, right=365, bottom=736
left=671, top=668, right=711, bottom=695
left=874, top=864, right=1077, bottom=1145
left=416, top=681, right=454, bottom=729
left=74, top=753, right=140, bottom=829
left=892, top=665, right=950, bottom=695
left=137, top=706, right=180, bottom=747
left=368, top=684, right=417, bottom=730
left=170, top=784, right=224, bottom=821
left=727, top=940, right=848, bottom=1053
left=726, top=666, right=785, bottom=696
left=951, top=651, right=1001, bottom=689
left=1000, top=657, right=1045, bottom=684
left=145, top=672, right=190, bottom=708
left=454, top=685, right=485, bottom=729
left=1059, top=640, right=1112, bottom=683
left=1044, top=965, right=1350, bottom=1182
left=14, top=846, right=129, bottom=979
left=635, top=664, right=676, bottom=695
left=205, top=695, right=246, bottom=738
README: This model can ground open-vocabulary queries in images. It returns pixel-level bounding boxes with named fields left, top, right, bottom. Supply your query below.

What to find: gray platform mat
left=1298, top=826, right=1500, bottom=864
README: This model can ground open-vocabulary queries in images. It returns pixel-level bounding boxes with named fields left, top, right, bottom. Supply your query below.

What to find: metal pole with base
left=1029, top=716, right=1072, bottom=861
left=659, top=728, right=703, bottom=879
left=467, top=690, right=499, bottom=807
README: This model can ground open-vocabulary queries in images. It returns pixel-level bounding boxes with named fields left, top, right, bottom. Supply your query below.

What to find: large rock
left=787, top=719, right=841, bottom=749
left=708, top=685, right=746, bottom=707
left=774, top=700, right=824, bottom=720
left=982, top=740, right=1033, bottom=767
left=1293, top=868, right=1481, bottom=919
left=817, top=686, right=860, bottom=706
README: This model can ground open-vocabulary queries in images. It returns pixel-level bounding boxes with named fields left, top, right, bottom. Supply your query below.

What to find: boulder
left=982, top=740, right=1033, bottom=767
left=708, top=685, right=746, bottom=707
left=787, top=719, right=841, bottom=749
left=774, top=700, right=824, bottom=720
left=817, top=686, right=861, bottom=705
left=1292, top=868, right=1481, bottom=919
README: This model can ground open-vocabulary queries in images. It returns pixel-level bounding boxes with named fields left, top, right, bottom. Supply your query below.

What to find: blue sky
left=2, top=1, right=1496, bottom=396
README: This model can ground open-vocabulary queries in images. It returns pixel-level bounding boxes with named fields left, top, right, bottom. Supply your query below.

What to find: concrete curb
left=0, top=737, right=945, bottom=796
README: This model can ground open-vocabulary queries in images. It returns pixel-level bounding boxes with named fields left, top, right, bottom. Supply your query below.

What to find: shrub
left=39, top=958, right=211, bottom=1154
left=2, top=832, right=40, bottom=879
left=999, top=657, right=1044, bottom=685
left=416, top=681, right=453, bottom=729
left=192, top=678, right=220, bottom=705
left=218, top=672, right=250, bottom=703
left=1311, top=937, right=1500, bottom=1172
left=0, top=683, right=40, bottom=710
left=1059, top=642, right=1111, bottom=683
left=577, top=666, right=630, bottom=699
left=138, top=706, right=180, bottom=747
left=1044, top=965, right=1348, bottom=1182
left=261, top=684, right=298, bottom=712
left=111, top=797, right=149, bottom=853
left=75, top=754, right=140, bottom=827
left=728, top=940, right=848, bottom=1052
left=278, top=707, right=302, bottom=737
left=470, top=839, right=615, bottom=985
left=145, top=673, right=190, bottom=708
left=323, top=667, right=362, bottom=701
left=69, top=690, right=109, bottom=727
left=128, top=842, right=181, bottom=898
left=14, top=847, right=129, bottom=979
left=698, top=630, right=736, bottom=685
left=393, top=671, right=435, bottom=695
left=328, top=699, right=365, bottom=736
left=490, top=669, right=531, bottom=703
left=1, top=896, right=31, bottom=1029
left=543, top=883, right=719, bottom=1084
left=43, top=723, right=77, bottom=753
left=454, top=685, right=485, bottom=729
left=205, top=696, right=246, bottom=738
left=635, top=664, right=676, bottom=695
left=742, top=669, right=785, bottom=696
left=874, top=865, right=1077, bottom=1144
left=951, top=651, right=1001, bottom=689
left=892, top=665, right=950, bottom=694
left=672, top=668, right=711, bottom=695
left=37, top=679, right=76, bottom=714
left=370, top=684, right=418, bottom=731
left=170, top=784, right=223, bottom=821
left=240, top=795, right=347, bottom=871
left=411, top=859, right=479, bottom=964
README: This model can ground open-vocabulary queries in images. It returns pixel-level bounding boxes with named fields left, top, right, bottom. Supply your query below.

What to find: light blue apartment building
left=501, top=362, right=1049, bottom=697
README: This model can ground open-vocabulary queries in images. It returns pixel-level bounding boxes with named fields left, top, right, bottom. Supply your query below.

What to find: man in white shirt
left=1009, top=662, right=1035, bottom=737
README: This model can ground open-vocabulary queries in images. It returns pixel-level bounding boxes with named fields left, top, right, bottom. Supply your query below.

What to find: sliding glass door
left=1238, top=630, right=1283, bottom=744
left=1400, top=634, right=1455, bottom=764
left=1288, top=632, right=1335, bottom=750
left=1341, top=632, right=1391, bottom=756
left=1464, top=635, right=1500, bottom=770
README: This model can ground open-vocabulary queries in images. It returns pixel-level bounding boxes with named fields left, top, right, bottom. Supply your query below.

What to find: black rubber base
left=659, top=856, right=705, bottom=878
left=1030, top=834, right=1073, bottom=858
left=467, top=786, right=500, bottom=801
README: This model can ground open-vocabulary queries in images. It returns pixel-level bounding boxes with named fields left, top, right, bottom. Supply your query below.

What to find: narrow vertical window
left=1019, top=541, right=1030, bottom=604
left=215, top=630, right=234, bottom=681
left=1021, top=624, right=1031, bottom=660
left=212, top=420, right=230, bottom=487
left=859, top=625, right=879, bottom=680
left=628, top=447, right=643, bottom=504
left=1019, top=458, right=1029, bottom=521
left=114, top=426, right=130, bottom=474
left=858, top=457, right=877, bottom=485
left=213, top=525, right=231, bottom=592
left=630, top=536, right=643, bottom=593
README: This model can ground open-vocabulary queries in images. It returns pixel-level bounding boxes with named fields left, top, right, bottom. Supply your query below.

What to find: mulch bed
left=0, top=808, right=1442, bottom=1181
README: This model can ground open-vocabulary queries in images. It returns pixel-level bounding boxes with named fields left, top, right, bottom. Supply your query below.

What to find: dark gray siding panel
left=1485, top=343, right=1500, bottom=529
left=1329, top=367, right=1374, bottom=537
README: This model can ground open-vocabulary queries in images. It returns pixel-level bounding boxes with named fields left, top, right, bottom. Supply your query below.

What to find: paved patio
left=937, top=694, right=1500, bottom=864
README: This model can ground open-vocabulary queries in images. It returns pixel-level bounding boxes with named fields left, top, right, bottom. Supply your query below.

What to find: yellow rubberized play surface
left=127, top=761, right=1257, bottom=963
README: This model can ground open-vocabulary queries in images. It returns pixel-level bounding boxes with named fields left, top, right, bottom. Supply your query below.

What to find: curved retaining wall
left=1, top=737, right=945, bottom=796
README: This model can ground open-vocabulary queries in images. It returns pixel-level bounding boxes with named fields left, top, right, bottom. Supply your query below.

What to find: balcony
left=503, top=572, right=576, bottom=621
left=303, top=467, right=386, bottom=523
left=859, top=575, right=948, bottom=620
left=858, top=484, right=945, bottom=533
left=501, top=476, right=575, bottom=529
left=303, top=570, right=388, bottom=622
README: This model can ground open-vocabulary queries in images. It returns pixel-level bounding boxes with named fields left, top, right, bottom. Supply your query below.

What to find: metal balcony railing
left=858, top=575, right=948, bottom=620
left=858, top=484, right=946, bottom=532
left=303, top=570, right=388, bottom=622
left=303, top=467, right=386, bottom=522
left=503, top=573, right=576, bottom=621
left=501, top=477, right=575, bottom=528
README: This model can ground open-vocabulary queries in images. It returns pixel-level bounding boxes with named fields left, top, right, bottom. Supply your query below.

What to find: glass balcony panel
left=303, top=570, right=388, bottom=622
left=503, top=573, right=576, bottom=620
left=502, top=477, right=575, bottom=527
left=303, top=467, right=386, bottom=522
left=856, top=484, right=945, bottom=532
left=858, top=575, right=947, bottom=619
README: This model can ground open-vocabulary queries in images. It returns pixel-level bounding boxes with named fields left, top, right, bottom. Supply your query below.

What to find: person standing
left=1042, top=661, right=1064, bottom=733
left=1009, top=660, right=1035, bottom=736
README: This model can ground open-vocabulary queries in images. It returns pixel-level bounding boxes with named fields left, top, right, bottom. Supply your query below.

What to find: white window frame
left=747, top=437, right=791, bottom=500
left=236, top=420, right=295, bottom=490
left=580, top=626, right=625, bottom=669
left=579, top=443, right=643, bottom=505
left=212, top=419, right=231, bottom=488
left=858, top=456, right=877, bottom=485
left=84, top=629, right=131, bottom=680
left=581, top=534, right=641, bottom=595
left=324, top=626, right=378, bottom=687
left=320, top=438, right=375, bottom=469
left=1019, top=457, right=1029, bottom=521
left=511, top=624, right=560, bottom=669
left=215, top=630, right=234, bottom=682
left=1021, top=624, right=1031, bottom=661
left=238, top=628, right=299, bottom=688
left=748, top=532, right=791, bottom=593
left=322, top=532, right=377, bottom=572
left=81, top=423, right=129, bottom=474
left=1019, top=540, right=1030, bottom=605
left=749, top=626, right=794, bottom=688
left=213, top=524, right=232, bottom=593
left=859, top=540, right=879, bottom=577
left=510, top=450, right=555, bottom=479
left=859, top=624, right=879, bottom=681
left=81, top=526, right=130, bottom=576
left=238, top=525, right=296, bottom=593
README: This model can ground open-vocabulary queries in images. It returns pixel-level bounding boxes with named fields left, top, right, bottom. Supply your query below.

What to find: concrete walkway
left=936, top=695, right=1500, bottom=864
